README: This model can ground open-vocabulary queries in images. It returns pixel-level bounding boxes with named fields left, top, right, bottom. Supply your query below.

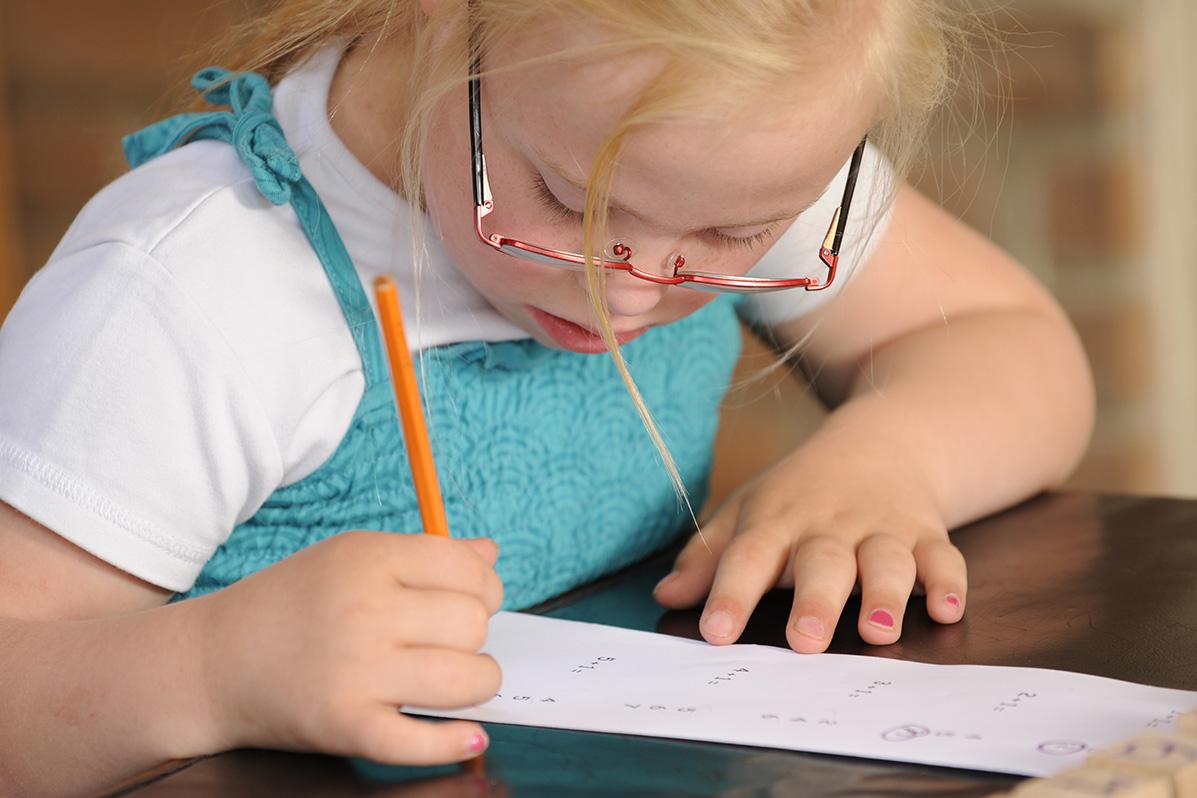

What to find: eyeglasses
left=467, top=46, right=866, bottom=293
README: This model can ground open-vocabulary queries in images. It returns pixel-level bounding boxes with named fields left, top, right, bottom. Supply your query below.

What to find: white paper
left=408, top=612, right=1197, bottom=777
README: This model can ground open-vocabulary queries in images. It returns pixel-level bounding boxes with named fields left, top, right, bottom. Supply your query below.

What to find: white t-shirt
left=0, top=46, right=894, bottom=592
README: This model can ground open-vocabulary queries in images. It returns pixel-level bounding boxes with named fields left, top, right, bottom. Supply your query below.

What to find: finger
left=352, top=711, right=490, bottom=766
left=856, top=533, right=917, bottom=646
left=381, top=648, right=502, bottom=709
left=461, top=537, right=499, bottom=567
left=387, top=536, right=504, bottom=614
left=653, top=498, right=743, bottom=609
left=699, top=527, right=792, bottom=644
left=914, top=538, right=967, bottom=624
left=393, top=589, right=493, bottom=653
left=786, top=534, right=857, bottom=653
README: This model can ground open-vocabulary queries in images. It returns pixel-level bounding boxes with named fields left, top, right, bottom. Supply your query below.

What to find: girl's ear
left=419, top=0, right=439, bottom=17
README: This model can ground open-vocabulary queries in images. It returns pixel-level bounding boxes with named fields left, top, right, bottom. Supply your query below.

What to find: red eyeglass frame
left=467, top=39, right=866, bottom=293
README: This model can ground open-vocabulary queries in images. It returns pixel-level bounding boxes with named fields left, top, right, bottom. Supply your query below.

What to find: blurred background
left=1, top=1, right=1195, bottom=502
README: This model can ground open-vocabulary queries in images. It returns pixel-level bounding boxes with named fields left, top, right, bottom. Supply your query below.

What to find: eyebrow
left=534, top=148, right=823, bottom=230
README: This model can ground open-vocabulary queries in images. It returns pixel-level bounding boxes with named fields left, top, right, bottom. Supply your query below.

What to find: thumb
left=461, top=537, right=499, bottom=567
left=357, top=712, right=490, bottom=766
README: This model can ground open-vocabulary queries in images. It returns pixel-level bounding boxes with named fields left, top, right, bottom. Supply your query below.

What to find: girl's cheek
left=673, top=289, right=719, bottom=320
left=457, top=246, right=571, bottom=303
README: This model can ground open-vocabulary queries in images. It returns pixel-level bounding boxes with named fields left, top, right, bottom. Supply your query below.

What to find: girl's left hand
left=652, top=439, right=967, bottom=653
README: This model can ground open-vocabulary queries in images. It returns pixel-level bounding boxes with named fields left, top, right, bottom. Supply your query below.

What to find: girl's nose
left=576, top=244, right=678, bottom=318
left=594, top=271, right=669, bottom=317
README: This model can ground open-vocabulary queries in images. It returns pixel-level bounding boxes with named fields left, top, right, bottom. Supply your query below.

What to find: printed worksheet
left=408, top=612, right=1197, bottom=777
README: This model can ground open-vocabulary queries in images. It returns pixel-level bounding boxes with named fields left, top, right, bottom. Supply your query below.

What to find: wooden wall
left=1, top=2, right=1191, bottom=497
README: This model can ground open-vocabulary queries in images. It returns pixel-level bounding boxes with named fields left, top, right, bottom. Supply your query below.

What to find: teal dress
left=123, top=68, right=742, bottom=610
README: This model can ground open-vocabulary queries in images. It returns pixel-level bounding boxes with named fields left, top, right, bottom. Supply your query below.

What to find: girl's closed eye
left=707, top=225, right=778, bottom=251
left=531, top=172, right=583, bottom=224
left=533, top=172, right=779, bottom=251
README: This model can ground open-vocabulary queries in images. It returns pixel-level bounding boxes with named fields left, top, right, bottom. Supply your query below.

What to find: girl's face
left=419, top=21, right=877, bottom=353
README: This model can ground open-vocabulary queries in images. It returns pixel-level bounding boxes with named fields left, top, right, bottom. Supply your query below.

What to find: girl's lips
left=526, top=306, right=648, bottom=353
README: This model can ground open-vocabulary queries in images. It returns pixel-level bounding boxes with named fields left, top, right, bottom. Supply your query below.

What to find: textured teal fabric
left=126, top=68, right=742, bottom=610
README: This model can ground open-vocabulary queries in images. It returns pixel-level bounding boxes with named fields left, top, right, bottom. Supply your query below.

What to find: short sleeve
left=0, top=242, right=284, bottom=591
left=737, top=141, right=896, bottom=327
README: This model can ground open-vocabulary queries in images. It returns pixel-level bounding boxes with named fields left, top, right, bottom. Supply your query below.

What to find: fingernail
left=467, top=731, right=489, bottom=754
left=653, top=572, right=678, bottom=595
left=702, top=610, right=735, bottom=639
left=867, top=609, right=895, bottom=630
left=793, top=615, right=825, bottom=640
left=945, top=593, right=961, bottom=609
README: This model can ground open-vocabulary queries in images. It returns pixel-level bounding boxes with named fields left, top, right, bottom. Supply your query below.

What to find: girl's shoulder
left=39, top=139, right=365, bottom=442
left=58, top=138, right=318, bottom=288
left=0, top=138, right=370, bottom=591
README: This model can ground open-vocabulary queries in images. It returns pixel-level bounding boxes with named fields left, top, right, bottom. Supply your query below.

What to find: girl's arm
left=0, top=501, right=217, bottom=796
left=0, top=499, right=501, bottom=796
left=783, top=182, right=1094, bottom=525
left=655, top=183, right=1094, bottom=651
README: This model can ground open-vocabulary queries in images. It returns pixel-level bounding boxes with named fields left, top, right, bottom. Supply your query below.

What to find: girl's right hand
left=195, top=530, right=503, bottom=765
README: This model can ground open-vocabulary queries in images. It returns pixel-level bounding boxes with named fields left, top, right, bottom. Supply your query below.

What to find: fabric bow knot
left=122, top=67, right=302, bottom=206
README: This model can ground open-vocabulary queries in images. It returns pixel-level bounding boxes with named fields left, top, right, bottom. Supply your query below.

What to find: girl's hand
left=195, top=531, right=502, bottom=765
left=653, top=441, right=966, bottom=653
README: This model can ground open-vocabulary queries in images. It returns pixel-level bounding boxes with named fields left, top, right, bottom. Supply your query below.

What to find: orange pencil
left=373, top=275, right=450, bottom=538
left=376, top=277, right=487, bottom=775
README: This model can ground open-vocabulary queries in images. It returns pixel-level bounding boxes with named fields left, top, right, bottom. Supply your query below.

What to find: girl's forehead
left=485, top=30, right=876, bottom=223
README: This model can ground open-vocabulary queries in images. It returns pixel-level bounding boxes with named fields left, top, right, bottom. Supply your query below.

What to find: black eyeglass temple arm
left=468, top=55, right=487, bottom=208
left=830, top=137, right=867, bottom=255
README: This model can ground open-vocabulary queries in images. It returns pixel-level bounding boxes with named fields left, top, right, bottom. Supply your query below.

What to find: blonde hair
left=198, top=0, right=979, bottom=513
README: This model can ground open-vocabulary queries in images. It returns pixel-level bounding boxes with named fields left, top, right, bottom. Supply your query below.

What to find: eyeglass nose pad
left=605, top=240, right=633, bottom=262
left=668, top=251, right=686, bottom=275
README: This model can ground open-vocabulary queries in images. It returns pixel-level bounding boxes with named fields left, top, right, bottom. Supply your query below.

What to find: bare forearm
left=0, top=598, right=220, bottom=797
left=810, top=308, right=1094, bottom=528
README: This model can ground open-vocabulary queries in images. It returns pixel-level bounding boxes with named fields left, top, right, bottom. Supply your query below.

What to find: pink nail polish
left=468, top=732, right=489, bottom=753
left=868, top=609, right=895, bottom=630
left=945, top=593, right=961, bottom=608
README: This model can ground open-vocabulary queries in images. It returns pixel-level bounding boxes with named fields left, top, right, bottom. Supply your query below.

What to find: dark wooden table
left=114, top=492, right=1197, bottom=797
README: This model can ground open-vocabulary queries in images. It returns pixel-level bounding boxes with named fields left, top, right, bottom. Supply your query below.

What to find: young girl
left=0, top=0, right=1093, bottom=794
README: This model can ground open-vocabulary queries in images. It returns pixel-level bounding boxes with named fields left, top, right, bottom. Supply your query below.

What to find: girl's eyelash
left=532, top=173, right=775, bottom=250
left=532, top=174, right=583, bottom=223
left=707, top=227, right=777, bottom=251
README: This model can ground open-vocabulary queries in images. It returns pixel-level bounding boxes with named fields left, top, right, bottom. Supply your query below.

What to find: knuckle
left=444, top=653, right=501, bottom=706
left=859, top=531, right=907, bottom=552
left=353, top=713, right=409, bottom=764
left=321, top=530, right=391, bottom=577
left=857, top=567, right=913, bottom=599
left=461, top=551, right=493, bottom=588
left=473, top=654, right=503, bottom=699
left=675, top=534, right=718, bottom=570
left=457, top=600, right=490, bottom=650
left=723, top=533, right=784, bottom=568
left=674, top=550, right=712, bottom=576
left=479, top=557, right=502, bottom=590
left=914, top=536, right=962, bottom=560
left=796, top=534, right=853, bottom=568
left=914, top=541, right=968, bottom=578
left=489, top=577, right=505, bottom=612
left=790, top=593, right=841, bottom=621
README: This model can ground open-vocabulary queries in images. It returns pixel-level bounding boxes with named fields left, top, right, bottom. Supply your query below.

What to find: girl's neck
left=327, top=34, right=414, bottom=194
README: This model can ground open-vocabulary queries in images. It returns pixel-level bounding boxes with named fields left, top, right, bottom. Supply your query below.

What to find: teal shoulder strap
left=122, top=67, right=387, bottom=387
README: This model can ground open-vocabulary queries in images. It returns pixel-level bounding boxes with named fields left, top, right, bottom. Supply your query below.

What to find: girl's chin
left=525, top=306, right=648, bottom=353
